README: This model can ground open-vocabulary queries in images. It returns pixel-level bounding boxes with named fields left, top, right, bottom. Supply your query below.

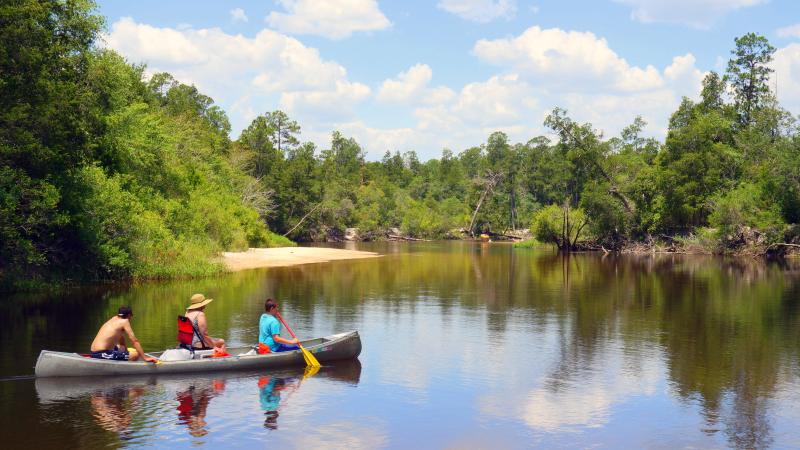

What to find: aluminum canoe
left=35, top=331, right=361, bottom=378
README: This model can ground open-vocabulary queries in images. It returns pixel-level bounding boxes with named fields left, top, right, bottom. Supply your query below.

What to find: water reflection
left=258, top=376, right=297, bottom=429
left=33, top=360, right=363, bottom=445
left=7, top=243, right=800, bottom=448
left=90, top=386, right=145, bottom=440
left=176, top=380, right=226, bottom=437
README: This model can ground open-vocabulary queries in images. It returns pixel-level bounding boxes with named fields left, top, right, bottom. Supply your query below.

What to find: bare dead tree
left=240, top=176, right=275, bottom=220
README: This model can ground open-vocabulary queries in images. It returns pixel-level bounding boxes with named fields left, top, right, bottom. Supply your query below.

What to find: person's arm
left=116, top=334, right=126, bottom=351
left=123, top=321, right=157, bottom=362
left=270, top=316, right=299, bottom=345
left=272, top=334, right=298, bottom=345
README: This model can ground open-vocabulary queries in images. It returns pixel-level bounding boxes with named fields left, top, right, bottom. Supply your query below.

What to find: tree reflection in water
left=519, top=253, right=800, bottom=448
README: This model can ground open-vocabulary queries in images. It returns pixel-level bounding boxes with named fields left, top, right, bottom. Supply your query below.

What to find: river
left=1, top=242, right=799, bottom=449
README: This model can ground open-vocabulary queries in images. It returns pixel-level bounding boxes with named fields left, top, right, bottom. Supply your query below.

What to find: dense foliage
left=0, top=1, right=288, bottom=289
left=2, top=1, right=799, bottom=289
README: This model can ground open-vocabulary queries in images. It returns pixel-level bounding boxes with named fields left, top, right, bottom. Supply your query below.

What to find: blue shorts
left=274, top=344, right=300, bottom=353
left=89, top=349, right=130, bottom=361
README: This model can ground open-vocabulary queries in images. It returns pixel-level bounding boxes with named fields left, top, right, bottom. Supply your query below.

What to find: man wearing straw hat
left=185, top=294, right=227, bottom=354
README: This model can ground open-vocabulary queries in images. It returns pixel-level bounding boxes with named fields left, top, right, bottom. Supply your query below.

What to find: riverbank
left=222, top=247, right=380, bottom=271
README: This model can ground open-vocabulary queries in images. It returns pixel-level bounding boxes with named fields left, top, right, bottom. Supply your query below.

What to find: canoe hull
left=35, top=331, right=361, bottom=378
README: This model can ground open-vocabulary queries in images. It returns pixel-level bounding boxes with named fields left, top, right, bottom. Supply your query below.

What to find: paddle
left=275, top=311, right=321, bottom=368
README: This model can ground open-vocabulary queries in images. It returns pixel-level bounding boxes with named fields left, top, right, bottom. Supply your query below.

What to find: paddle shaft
left=275, top=311, right=321, bottom=368
left=275, top=312, right=301, bottom=343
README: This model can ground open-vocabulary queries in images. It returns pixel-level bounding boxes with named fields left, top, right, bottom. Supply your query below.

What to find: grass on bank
left=513, top=239, right=543, bottom=249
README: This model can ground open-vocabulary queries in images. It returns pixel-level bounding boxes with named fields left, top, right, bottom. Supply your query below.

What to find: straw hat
left=187, top=293, right=214, bottom=310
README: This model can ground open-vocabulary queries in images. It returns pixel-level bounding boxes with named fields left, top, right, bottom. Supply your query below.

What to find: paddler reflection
left=90, top=386, right=145, bottom=440
left=257, top=359, right=363, bottom=430
left=176, top=379, right=226, bottom=437
left=258, top=375, right=300, bottom=429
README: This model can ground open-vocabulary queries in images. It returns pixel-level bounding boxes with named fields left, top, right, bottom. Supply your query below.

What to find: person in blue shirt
left=258, top=298, right=300, bottom=354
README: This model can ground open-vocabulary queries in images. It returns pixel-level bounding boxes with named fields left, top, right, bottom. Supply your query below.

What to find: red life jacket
left=177, top=315, right=206, bottom=349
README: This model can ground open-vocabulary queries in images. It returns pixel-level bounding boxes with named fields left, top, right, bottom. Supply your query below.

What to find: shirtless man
left=89, top=306, right=158, bottom=362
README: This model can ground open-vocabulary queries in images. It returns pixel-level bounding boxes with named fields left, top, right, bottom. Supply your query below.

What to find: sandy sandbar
left=222, top=246, right=380, bottom=271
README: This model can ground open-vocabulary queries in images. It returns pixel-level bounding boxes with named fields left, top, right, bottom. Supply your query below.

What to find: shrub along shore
left=2, top=2, right=799, bottom=291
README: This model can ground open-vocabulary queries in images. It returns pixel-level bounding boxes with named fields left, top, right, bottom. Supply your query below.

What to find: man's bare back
left=90, top=306, right=157, bottom=363
left=90, top=316, right=130, bottom=352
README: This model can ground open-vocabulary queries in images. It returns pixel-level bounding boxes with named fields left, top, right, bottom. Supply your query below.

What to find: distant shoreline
left=222, top=247, right=380, bottom=271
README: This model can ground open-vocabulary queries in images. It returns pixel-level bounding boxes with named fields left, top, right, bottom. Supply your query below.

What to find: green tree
left=265, top=110, right=300, bottom=153
left=0, top=0, right=103, bottom=281
left=531, top=204, right=590, bottom=251
left=700, top=71, right=726, bottom=112
left=726, top=33, right=776, bottom=127
left=656, top=103, right=738, bottom=230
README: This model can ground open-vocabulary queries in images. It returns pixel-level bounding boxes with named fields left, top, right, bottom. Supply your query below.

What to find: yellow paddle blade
left=299, top=345, right=321, bottom=368
left=303, top=364, right=320, bottom=379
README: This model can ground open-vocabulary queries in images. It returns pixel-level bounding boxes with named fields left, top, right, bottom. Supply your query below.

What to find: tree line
left=2, top=1, right=798, bottom=289
left=237, top=33, right=798, bottom=255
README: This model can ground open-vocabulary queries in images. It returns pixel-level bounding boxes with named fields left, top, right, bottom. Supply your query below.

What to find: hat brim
left=187, top=298, right=213, bottom=310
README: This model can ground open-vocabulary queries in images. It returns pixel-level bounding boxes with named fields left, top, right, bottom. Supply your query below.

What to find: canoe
left=35, top=359, right=362, bottom=404
left=35, top=331, right=361, bottom=378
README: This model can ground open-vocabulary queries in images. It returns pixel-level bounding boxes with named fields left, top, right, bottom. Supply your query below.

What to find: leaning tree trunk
left=468, top=171, right=502, bottom=237
left=283, top=202, right=322, bottom=237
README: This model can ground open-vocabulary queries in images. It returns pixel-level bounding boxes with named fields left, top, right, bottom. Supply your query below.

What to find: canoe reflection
left=35, top=359, right=362, bottom=439
left=176, top=380, right=226, bottom=437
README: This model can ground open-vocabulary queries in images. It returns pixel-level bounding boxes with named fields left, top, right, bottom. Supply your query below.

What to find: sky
left=96, top=0, right=800, bottom=160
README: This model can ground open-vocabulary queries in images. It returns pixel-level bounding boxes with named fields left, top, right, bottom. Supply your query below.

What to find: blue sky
left=96, top=0, right=800, bottom=160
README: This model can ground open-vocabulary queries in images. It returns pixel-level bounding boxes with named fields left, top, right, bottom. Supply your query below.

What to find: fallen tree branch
left=387, top=234, right=428, bottom=241
left=767, top=243, right=800, bottom=249
left=283, top=203, right=322, bottom=237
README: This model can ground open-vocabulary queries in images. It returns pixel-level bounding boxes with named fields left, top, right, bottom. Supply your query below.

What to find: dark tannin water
left=2, top=242, right=800, bottom=448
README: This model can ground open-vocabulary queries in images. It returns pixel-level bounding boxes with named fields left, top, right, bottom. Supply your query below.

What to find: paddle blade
left=300, top=345, right=321, bottom=368
left=303, top=364, right=320, bottom=379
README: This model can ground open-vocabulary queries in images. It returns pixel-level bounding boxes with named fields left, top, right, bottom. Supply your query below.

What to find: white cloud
left=280, top=80, right=371, bottom=122
left=447, top=74, right=537, bottom=127
left=334, top=121, right=422, bottom=153
left=230, top=7, right=248, bottom=23
left=773, top=43, right=800, bottom=116
left=266, top=0, right=391, bottom=40
left=437, top=0, right=517, bottom=22
left=352, top=74, right=539, bottom=155
left=614, top=0, right=767, bottom=29
left=292, top=420, right=388, bottom=449
left=474, top=26, right=664, bottom=92
left=777, top=24, right=800, bottom=39
left=377, top=64, right=432, bottom=103
left=413, top=75, right=535, bottom=141
left=377, top=64, right=455, bottom=105
left=344, top=30, right=705, bottom=158
left=100, top=17, right=724, bottom=162
left=102, top=18, right=370, bottom=133
left=518, top=352, right=660, bottom=431
left=664, top=53, right=705, bottom=93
